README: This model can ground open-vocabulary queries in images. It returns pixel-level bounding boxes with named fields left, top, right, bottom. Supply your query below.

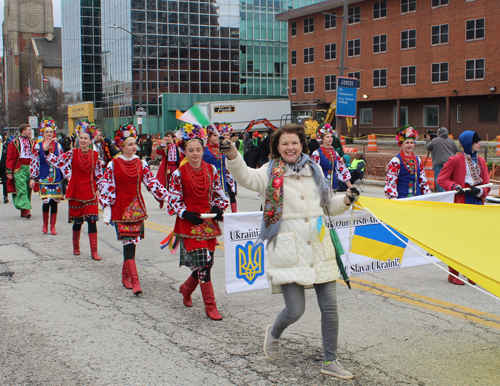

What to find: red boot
left=230, top=203, right=237, bottom=213
left=468, top=278, right=476, bottom=285
left=124, top=259, right=142, bottom=295
left=42, top=212, right=49, bottom=234
left=50, top=213, right=57, bottom=235
left=121, top=262, right=133, bottom=290
left=448, top=266, right=464, bottom=285
left=25, top=209, right=31, bottom=219
left=200, top=281, right=223, bottom=320
left=179, top=275, right=199, bottom=307
left=89, top=233, right=102, bottom=261
left=73, top=230, right=81, bottom=255
left=20, top=209, right=26, bottom=218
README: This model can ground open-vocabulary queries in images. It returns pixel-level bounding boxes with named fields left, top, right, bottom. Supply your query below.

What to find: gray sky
left=1, top=0, right=61, bottom=52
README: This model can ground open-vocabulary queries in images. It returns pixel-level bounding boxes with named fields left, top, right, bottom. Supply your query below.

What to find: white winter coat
left=226, top=153, right=350, bottom=293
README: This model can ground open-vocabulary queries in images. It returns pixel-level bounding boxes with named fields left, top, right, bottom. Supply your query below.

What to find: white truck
left=196, top=99, right=291, bottom=132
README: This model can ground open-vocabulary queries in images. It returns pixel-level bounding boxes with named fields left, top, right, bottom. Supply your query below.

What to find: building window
left=479, top=102, right=498, bottom=123
left=401, top=66, right=416, bottom=85
left=291, top=50, right=297, bottom=65
left=373, top=69, right=387, bottom=87
left=325, top=43, right=336, bottom=60
left=348, top=39, right=361, bottom=57
left=401, top=29, right=416, bottom=49
left=432, top=24, right=449, bottom=45
left=325, top=12, right=336, bottom=29
left=373, top=34, right=387, bottom=53
left=348, top=6, right=361, bottom=25
left=465, top=59, right=485, bottom=80
left=291, top=79, right=297, bottom=94
left=424, top=106, right=439, bottom=127
left=431, top=62, right=449, bottom=82
left=432, top=0, right=448, bottom=7
left=304, top=47, right=315, bottom=63
left=291, top=21, right=297, bottom=37
left=304, top=17, right=314, bottom=34
left=456, top=105, right=461, bottom=124
left=347, top=71, right=361, bottom=88
left=373, top=1, right=387, bottom=19
left=360, top=109, right=373, bottom=124
left=401, top=0, right=416, bottom=14
left=466, top=18, right=485, bottom=41
left=304, top=77, right=315, bottom=93
left=325, top=75, right=337, bottom=91
left=394, top=106, right=409, bottom=126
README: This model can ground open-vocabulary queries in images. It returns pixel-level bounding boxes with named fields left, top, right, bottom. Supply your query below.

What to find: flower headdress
left=76, top=120, right=98, bottom=139
left=395, top=125, right=419, bottom=146
left=175, top=122, right=207, bottom=153
left=113, top=123, right=137, bottom=149
left=205, top=123, right=220, bottom=137
left=216, top=122, right=233, bottom=136
left=39, top=117, right=57, bottom=134
left=316, top=123, right=335, bottom=142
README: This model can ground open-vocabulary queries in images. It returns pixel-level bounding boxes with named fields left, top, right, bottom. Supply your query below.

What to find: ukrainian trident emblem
left=235, top=241, right=265, bottom=285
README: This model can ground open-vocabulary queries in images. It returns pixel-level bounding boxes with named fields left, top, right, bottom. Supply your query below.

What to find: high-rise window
left=431, top=62, right=449, bottom=83
left=465, top=59, right=485, bottom=80
left=348, top=6, right=361, bottom=24
left=325, top=12, right=336, bottom=29
left=373, top=1, right=387, bottom=19
left=347, top=71, right=361, bottom=88
left=304, top=47, right=315, bottom=63
left=432, top=24, right=449, bottom=45
left=291, top=50, right=297, bottom=65
left=348, top=39, right=361, bottom=57
left=401, top=66, right=416, bottom=85
left=325, top=75, right=337, bottom=91
left=291, top=79, right=297, bottom=94
left=466, top=18, right=485, bottom=40
left=373, top=35, right=387, bottom=53
left=304, top=77, right=315, bottom=93
left=304, top=17, right=314, bottom=34
left=291, top=21, right=297, bottom=37
left=401, top=30, right=417, bottom=49
left=325, top=43, right=336, bottom=60
left=373, top=69, right=387, bottom=87
left=401, top=0, right=416, bottom=14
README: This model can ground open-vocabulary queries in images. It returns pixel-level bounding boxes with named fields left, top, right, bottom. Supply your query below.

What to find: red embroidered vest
left=66, top=149, right=99, bottom=202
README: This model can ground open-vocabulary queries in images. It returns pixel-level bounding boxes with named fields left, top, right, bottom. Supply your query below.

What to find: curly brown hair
left=269, top=124, right=309, bottom=160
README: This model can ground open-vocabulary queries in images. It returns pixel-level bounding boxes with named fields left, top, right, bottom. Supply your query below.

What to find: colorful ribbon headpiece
left=175, top=122, right=207, bottom=153
left=316, top=123, right=335, bottom=142
left=114, top=123, right=137, bottom=149
left=395, top=125, right=419, bottom=146
left=75, top=120, right=98, bottom=138
left=39, top=118, right=57, bottom=134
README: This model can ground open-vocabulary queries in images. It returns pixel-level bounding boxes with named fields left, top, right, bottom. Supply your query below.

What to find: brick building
left=277, top=0, right=500, bottom=139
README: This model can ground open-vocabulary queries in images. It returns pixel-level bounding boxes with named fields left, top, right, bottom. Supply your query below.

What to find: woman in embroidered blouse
left=167, top=123, right=229, bottom=320
left=29, top=118, right=64, bottom=235
left=311, top=124, right=351, bottom=191
left=221, top=124, right=359, bottom=380
left=47, top=120, right=104, bottom=260
left=156, top=131, right=181, bottom=209
left=437, top=130, right=490, bottom=286
left=100, top=124, right=168, bottom=295
left=384, top=125, right=431, bottom=199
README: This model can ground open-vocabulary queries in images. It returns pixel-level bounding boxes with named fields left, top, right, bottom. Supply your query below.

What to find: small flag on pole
left=177, top=104, right=211, bottom=127
left=42, top=74, right=49, bottom=83
left=27, top=79, right=32, bottom=96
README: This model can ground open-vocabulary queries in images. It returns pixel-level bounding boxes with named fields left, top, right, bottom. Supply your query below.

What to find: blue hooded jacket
left=458, top=130, right=480, bottom=160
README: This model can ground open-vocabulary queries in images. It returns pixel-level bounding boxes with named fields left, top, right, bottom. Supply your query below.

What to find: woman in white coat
left=222, top=124, right=359, bottom=380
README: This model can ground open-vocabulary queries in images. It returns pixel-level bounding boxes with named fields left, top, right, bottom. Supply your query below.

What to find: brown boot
left=50, top=213, right=57, bottom=235
left=121, top=263, right=133, bottom=290
left=73, top=230, right=81, bottom=255
left=200, top=281, right=222, bottom=320
left=448, top=266, right=464, bottom=285
left=42, top=212, right=49, bottom=234
left=124, top=259, right=142, bottom=295
left=179, top=275, right=199, bottom=307
left=88, top=233, right=101, bottom=261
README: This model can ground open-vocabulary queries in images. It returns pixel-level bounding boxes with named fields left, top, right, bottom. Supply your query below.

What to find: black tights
left=123, top=243, right=136, bottom=261
left=191, top=259, right=213, bottom=282
left=228, top=189, right=236, bottom=205
left=73, top=220, right=97, bottom=234
left=42, top=200, right=58, bottom=214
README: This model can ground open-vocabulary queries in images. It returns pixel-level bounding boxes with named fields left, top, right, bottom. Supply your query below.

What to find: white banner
left=223, top=192, right=455, bottom=294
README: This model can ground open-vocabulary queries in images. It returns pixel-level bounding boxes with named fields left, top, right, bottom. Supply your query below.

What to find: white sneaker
left=263, top=324, right=279, bottom=361
left=321, top=359, right=354, bottom=379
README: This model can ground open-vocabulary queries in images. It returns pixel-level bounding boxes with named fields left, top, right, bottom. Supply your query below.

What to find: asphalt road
left=1, top=179, right=499, bottom=386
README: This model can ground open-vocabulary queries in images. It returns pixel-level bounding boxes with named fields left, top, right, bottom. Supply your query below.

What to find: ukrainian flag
left=350, top=223, right=407, bottom=262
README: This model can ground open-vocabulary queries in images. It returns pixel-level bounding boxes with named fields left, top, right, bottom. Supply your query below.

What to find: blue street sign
left=336, top=77, right=358, bottom=117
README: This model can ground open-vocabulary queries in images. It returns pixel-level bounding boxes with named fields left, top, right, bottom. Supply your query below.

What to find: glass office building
left=62, top=0, right=103, bottom=106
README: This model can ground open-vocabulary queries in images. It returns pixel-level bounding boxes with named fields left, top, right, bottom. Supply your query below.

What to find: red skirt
left=68, top=199, right=99, bottom=222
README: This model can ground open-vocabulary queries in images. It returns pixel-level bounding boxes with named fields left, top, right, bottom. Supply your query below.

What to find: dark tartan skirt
left=179, top=239, right=213, bottom=268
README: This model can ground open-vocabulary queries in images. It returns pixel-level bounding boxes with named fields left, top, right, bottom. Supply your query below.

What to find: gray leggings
left=271, top=281, right=339, bottom=362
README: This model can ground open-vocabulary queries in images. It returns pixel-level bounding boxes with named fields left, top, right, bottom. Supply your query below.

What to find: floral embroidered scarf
left=463, top=153, right=482, bottom=186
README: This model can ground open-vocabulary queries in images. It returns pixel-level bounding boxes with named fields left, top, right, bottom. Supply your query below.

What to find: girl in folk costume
left=100, top=124, right=169, bottom=295
left=311, top=123, right=351, bottom=190
left=385, top=125, right=431, bottom=199
left=166, top=123, right=229, bottom=320
left=156, top=131, right=181, bottom=209
left=437, top=131, right=490, bottom=285
left=47, top=120, right=104, bottom=260
left=203, top=122, right=237, bottom=212
left=29, top=118, right=64, bottom=235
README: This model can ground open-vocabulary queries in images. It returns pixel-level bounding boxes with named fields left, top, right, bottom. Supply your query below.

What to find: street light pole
left=108, top=25, right=144, bottom=135
left=335, top=0, right=349, bottom=139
